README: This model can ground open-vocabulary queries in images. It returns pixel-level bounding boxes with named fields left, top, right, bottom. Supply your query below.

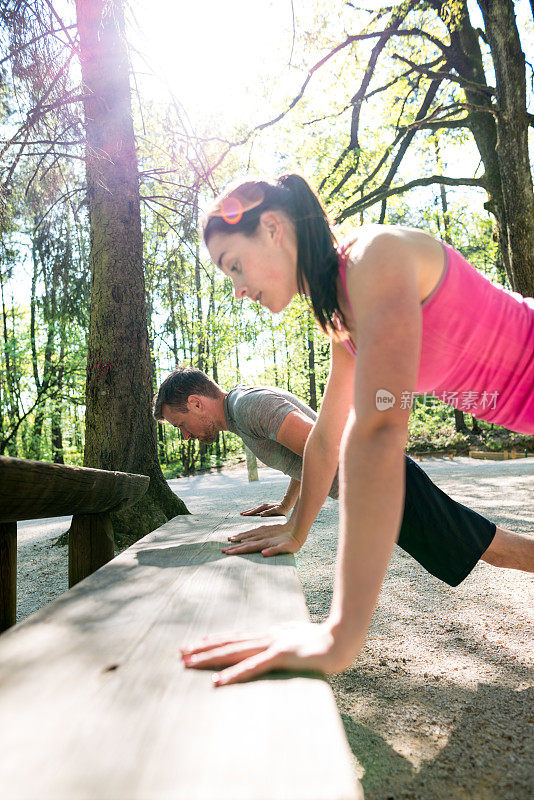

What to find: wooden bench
left=0, top=510, right=362, bottom=800
left=411, top=449, right=456, bottom=460
left=469, top=449, right=532, bottom=460
left=0, top=455, right=149, bottom=632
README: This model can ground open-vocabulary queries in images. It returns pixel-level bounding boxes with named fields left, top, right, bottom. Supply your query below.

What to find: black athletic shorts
left=398, top=456, right=496, bottom=586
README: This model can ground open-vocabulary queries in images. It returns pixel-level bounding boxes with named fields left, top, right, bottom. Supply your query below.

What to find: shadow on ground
left=343, top=684, right=533, bottom=800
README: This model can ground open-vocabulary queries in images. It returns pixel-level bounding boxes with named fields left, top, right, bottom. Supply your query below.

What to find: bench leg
left=68, top=512, right=115, bottom=588
left=0, top=522, right=17, bottom=633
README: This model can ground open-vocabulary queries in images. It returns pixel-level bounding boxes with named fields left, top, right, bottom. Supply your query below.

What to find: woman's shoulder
left=339, top=224, right=436, bottom=254
left=340, top=225, right=441, bottom=271
left=339, top=225, right=445, bottom=304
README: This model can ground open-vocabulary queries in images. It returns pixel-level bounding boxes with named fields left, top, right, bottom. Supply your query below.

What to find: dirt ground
left=16, top=457, right=534, bottom=800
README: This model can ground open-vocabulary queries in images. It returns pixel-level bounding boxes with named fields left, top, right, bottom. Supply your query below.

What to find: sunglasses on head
left=207, top=183, right=265, bottom=225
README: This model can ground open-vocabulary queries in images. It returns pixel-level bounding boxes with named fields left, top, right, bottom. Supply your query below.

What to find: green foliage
left=1, top=0, right=532, bottom=470
left=407, top=397, right=533, bottom=454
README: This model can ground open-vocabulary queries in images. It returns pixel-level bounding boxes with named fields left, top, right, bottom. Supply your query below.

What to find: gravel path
left=14, top=457, right=534, bottom=800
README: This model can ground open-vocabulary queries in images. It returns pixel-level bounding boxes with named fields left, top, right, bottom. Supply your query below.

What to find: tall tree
left=476, top=0, right=534, bottom=295
left=289, top=0, right=534, bottom=295
left=74, top=0, right=186, bottom=546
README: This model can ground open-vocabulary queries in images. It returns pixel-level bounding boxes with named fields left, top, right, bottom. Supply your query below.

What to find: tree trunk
left=167, top=260, right=180, bottom=365
left=28, top=248, right=43, bottom=459
left=284, top=327, right=292, bottom=392
left=307, top=315, right=317, bottom=412
left=51, top=360, right=64, bottom=464
left=75, top=0, right=187, bottom=547
left=453, top=409, right=468, bottom=433
left=245, top=446, right=259, bottom=482
left=210, top=285, right=221, bottom=462
left=477, top=0, right=534, bottom=296
left=270, top=319, right=279, bottom=386
left=435, top=143, right=468, bottom=434
left=442, top=0, right=511, bottom=280
left=194, top=192, right=205, bottom=372
left=0, top=270, right=18, bottom=456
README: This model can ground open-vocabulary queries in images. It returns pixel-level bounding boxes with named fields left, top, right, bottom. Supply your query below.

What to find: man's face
left=161, top=401, right=219, bottom=444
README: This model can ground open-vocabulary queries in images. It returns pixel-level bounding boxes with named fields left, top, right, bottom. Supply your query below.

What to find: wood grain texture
left=0, top=513, right=362, bottom=800
left=0, top=456, right=149, bottom=523
left=0, top=522, right=16, bottom=632
left=68, top=512, right=115, bottom=587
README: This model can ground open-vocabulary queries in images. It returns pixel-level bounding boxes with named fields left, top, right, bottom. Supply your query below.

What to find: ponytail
left=276, top=174, right=339, bottom=333
left=203, top=173, right=342, bottom=334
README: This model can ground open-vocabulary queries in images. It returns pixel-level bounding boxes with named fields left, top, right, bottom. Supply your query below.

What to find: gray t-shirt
left=224, top=385, right=339, bottom=499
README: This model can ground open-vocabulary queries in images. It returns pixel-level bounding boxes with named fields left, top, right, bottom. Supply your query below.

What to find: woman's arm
left=290, top=340, right=355, bottom=541
left=329, top=231, right=421, bottom=662
left=182, top=231, right=421, bottom=683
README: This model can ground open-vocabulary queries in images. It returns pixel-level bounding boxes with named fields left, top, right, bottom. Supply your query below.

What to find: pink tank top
left=337, top=244, right=534, bottom=434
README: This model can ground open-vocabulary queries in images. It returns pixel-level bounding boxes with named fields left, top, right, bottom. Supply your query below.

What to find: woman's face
left=206, top=211, right=299, bottom=314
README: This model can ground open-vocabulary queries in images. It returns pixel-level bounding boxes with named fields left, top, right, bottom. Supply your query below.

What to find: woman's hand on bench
left=181, top=619, right=359, bottom=685
left=223, top=521, right=302, bottom=556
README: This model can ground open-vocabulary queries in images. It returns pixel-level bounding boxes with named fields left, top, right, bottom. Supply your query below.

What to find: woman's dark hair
left=202, top=174, right=342, bottom=334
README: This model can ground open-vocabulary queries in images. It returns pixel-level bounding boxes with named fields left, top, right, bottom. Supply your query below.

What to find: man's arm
left=225, top=343, right=355, bottom=556
left=239, top=407, right=312, bottom=516
left=240, top=477, right=301, bottom=517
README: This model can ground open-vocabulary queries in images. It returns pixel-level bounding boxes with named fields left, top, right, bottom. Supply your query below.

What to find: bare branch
left=0, top=44, right=79, bottom=176
left=321, top=2, right=416, bottom=194
left=140, top=199, right=199, bottom=263
left=337, top=175, right=484, bottom=221
left=327, top=78, right=440, bottom=202
left=33, top=187, right=86, bottom=231
left=378, top=79, right=441, bottom=222
left=414, top=118, right=471, bottom=130
left=288, top=0, right=296, bottom=67
left=211, top=18, right=452, bottom=176
left=40, top=0, right=79, bottom=54
left=0, top=138, right=85, bottom=146
left=392, top=53, right=495, bottom=97
left=0, top=24, right=77, bottom=65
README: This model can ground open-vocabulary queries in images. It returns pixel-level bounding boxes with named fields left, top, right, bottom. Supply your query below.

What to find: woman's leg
left=480, top=526, right=534, bottom=572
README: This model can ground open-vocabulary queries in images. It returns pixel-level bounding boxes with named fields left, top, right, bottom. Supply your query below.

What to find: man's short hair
left=153, top=367, right=221, bottom=420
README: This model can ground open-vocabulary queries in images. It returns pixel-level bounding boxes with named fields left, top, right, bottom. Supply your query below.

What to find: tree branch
left=40, top=0, right=79, bottom=54
left=337, top=175, right=484, bottom=221
left=0, top=24, right=77, bottom=65
left=320, top=3, right=416, bottom=193
left=392, top=53, right=495, bottom=97
left=33, top=187, right=86, bottom=231
left=327, top=78, right=440, bottom=202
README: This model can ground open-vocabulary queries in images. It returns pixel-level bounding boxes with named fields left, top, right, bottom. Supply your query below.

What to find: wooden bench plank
left=0, top=456, right=149, bottom=522
left=0, top=456, right=150, bottom=631
left=68, top=511, right=115, bottom=586
left=0, top=513, right=362, bottom=800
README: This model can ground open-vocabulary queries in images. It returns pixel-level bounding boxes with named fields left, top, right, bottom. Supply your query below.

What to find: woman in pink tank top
left=181, top=174, right=533, bottom=684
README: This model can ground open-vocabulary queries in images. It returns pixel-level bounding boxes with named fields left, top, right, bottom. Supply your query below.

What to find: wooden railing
left=0, top=455, right=149, bottom=632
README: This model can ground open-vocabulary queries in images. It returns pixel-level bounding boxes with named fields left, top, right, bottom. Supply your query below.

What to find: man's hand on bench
left=181, top=619, right=356, bottom=685
left=240, top=501, right=289, bottom=517
left=222, top=521, right=303, bottom=557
